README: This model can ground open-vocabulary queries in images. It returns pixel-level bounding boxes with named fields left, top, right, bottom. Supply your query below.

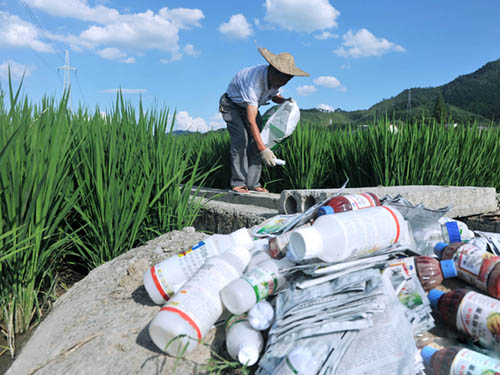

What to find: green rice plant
left=0, top=77, right=79, bottom=355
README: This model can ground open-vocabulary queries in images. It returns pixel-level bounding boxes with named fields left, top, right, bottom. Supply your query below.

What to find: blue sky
left=1, top=0, right=500, bottom=132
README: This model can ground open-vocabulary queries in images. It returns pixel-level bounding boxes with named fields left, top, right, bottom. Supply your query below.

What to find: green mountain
left=264, top=57, right=500, bottom=126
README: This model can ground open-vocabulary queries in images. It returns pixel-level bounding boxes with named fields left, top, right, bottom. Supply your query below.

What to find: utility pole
left=58, top=50, right=77, bottom=111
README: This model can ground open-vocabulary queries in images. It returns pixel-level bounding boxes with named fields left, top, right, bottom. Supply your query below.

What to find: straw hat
left=258, top=47, right=309, bottom=77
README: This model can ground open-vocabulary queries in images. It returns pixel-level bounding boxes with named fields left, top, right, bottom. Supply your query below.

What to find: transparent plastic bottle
left=288, top=206, right=407, bottom=262
left=221, top=257, right=293, bottom=315
left=424, top=217, right=474, bottom=245
left=435, top=242, right=500, bottom=298
left=225, top=314, right=264, bottom=366
left=322, top=192, right=380, bottom=214
left=413, top=256, right=457, bottom=291
left=143, top=228, right=252, bottom=304
left=272, top=346, right=321, bottom=375
left=421, top=345, right=500, bottom=374
left=248, top=300, right=274, bottom=331
left=148, top=246, right=251, bottom=356
left=428, top=288, right=500, bottom=349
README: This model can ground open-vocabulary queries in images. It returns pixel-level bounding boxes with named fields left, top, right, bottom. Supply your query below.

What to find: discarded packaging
left=248, top=300, right=275, bottom=331
left=322, top=192, right=380, bottom=214
left=225, top=313, right=264, bottom=366
left=421, top=345, right=500, bottom=374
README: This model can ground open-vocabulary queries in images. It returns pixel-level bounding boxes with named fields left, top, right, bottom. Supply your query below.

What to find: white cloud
left=264, top=0, right=340, bottom=33
left=314, top=31, right=338, bottom=40
left=97, top=47, right=126, bottom=60
left=101, top=88, right=147, bottom=94
left=219, top=14, right=253, bottom=39
left=0, top=60, right=35, bottom=80
left=313, top=75, right=346, bottom=91
left=175, top=111, right=209, bottom=133
left=24, top=1, right=205, bottom=61
left=0, top=11, right=54, bottom=52
left=208, top=112, right=226, bottom=131
left=120, top=57, right=135, bottom=64
left=334, top=28, right=406, bottom=58
left=183, top=44, right=200, bottom=56
left=297, top=85, right=317, bottom=96
left=317, top=104, right=334, bottom=112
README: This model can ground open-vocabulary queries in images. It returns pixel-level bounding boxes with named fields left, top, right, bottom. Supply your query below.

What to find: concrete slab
left=278, top=186, right=498, bottom=218
left=191, top=186, right=280, bottom=210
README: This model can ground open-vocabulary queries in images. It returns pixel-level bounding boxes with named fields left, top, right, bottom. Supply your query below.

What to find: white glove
left=260, top=148, right=277, bottom=167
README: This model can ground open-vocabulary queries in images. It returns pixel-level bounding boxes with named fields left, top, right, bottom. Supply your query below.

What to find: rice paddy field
left=1, top=83, right=499, bottom=358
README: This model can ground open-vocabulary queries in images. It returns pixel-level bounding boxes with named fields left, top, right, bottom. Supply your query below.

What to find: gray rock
left=7, top=228, right=228, bottom=375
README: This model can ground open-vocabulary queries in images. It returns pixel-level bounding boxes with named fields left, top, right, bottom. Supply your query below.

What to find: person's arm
left=247, top=104, right=277, bottom=166
left=271, top=94, right=292, bottom=104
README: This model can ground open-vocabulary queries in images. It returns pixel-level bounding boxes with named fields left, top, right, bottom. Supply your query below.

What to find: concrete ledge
left=193, top=197, right=278, bottom=234
left=279, top=186, right=498, bottom=218
left=192, top=186, right=280, bottom=210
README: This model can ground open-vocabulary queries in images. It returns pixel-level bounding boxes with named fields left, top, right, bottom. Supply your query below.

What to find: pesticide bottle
left=423, top=217, right=474, bottom=247
left=288, top=206, right=407, bottom=262
left=321, top=192, right=380, bottom=215
left=225, top=314, right=264, bottom=366
left=221, top=257, right=293, bottom=315
left=248, top=300, right=274, bottom=331
left=428, top=288, right=500, bottom=349
left=421, top=345, right=500, bottom=375
left=269, top=223, right=311, bottom=259
left=413, top=256, right=457, bottom=291
left=148, top=246, right=251, bottom=356
left=272, top=346, right=321, bottom=375
left=435, top=242, right=500, bottom=298
left=247, top=250, right=272, bottom=270
left=144, top=228, right=252, bottom=304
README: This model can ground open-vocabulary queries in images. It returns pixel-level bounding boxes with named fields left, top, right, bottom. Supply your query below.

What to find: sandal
left=231, top=186, right=250, bottom=194
left=251, top=186, right=269, bottom=193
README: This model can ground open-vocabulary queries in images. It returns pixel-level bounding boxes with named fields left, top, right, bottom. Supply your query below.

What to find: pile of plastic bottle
left=142, top=192, right=500, bottom=375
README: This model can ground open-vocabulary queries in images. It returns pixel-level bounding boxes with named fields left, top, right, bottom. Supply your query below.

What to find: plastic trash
left=421, top=345, right=500, bottom=374
left=435, top=241, right=500, bottom=298
left=422, top=217, right=474, bottom=249
left=225, top=314, right=264, bottom=366
left=272, top=159, right=286, bottom=166
left=321, top=192, right=380, bottom=214
left=248, top=300, right=274, bottom=331
left=413, top=256, right=457, bottom=291
left=288, top=206, right=408, bottom=262
left=148, top=246, right=251, bottom=355
left=261, top=100, right=300, bottom=150
left=221, top=257, right=293, bottom=315
left=269, top=223, right=311, bottom=259
left=247, top=250, right=272, bottom=270
left=143, top=228, right=252, bottom=304
left=272, top=346, right=321, bottom=375
left=428, top=288, right=500, bottom=349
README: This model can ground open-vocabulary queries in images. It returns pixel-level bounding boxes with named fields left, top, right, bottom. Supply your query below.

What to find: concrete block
left=191, top=186, right=280, bottom=210
left=279, top=186, right=498, bottom=218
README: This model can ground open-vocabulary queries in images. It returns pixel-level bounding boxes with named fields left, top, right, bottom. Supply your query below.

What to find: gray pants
left=219, top=93, right=263, bottom=189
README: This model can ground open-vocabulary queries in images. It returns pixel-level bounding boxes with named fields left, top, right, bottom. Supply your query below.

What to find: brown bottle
left=414, top=256, right=457, bottom=291
left=421, top=345, right=500, bottom=374
left=435, top=242, right=500, bottom=299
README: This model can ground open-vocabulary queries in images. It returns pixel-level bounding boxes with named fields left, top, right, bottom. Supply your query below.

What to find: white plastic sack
left=260, top=100, right=300, bottom=150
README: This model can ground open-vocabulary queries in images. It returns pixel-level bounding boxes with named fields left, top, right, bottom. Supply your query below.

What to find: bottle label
left=456, top=291, right=500, bottom=348
left=224, top=314, right=248, bottom=336
left=450, top=348, right=500, bottom=374
left=387, top=257, right=425, bottom=310
left=273, top=356, right=299, bottom=375
left=453, top=244, right=500, bottom=290
left=241, top=267, right=279, bottom=302
left=163, top=258, right=240, bottom=340
left=345, top=193, right=377, bottom=210
left=177, top=240, right=220, bottom=279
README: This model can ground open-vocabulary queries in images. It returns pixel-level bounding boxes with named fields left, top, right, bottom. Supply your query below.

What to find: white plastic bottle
left=247, top=250, right=272, bottom=270
left=248, top=300, right=274, bottom=330
left=143, top=228, right=252, bottom=304
left=148, top=246, right=251, bottom=356
left=220, top=257, right=293, bottom=315
left=287, top=206, right=407, bottom=262
left=225, top=314, right=264, bottom=366
left=423, top=217, right=474, bottom=246
left=273, top=346, right=321, bottom=375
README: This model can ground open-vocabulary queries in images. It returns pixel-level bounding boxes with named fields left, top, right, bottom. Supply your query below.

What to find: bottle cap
left=434, top=242, right=448, bottom=258
left=317, top=206, right=334, bottom=216
left=288, top=227, right=323, bottom=261
left=232, top=228, right=253, bottom=249
left=440, top=259, right=458, bottom=279
left=248, top=300, right=274, bottom=330
left=428, top=288, right=446, bottom=309
left=446, top=222, right=462, bottom=243
left=420, top=346, right=438, bottom=366
left=238, top=344, right=260, bottom=366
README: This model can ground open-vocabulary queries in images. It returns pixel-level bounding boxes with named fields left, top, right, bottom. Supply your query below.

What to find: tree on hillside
left=433, top=94, right=448, bottom=123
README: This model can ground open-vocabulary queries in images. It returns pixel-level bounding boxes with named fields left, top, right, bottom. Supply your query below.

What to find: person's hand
left=260, top=148, right=277, bottom=167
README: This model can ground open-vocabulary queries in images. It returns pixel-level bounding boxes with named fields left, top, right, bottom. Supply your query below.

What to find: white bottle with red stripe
left=288, top=206, right=407, bottom=262
left=148, top=246, right=251, bottom=356
left=143, top=228, right=252, bottom=304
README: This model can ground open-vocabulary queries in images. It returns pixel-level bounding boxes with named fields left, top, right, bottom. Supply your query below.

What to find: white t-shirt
left=226, top=64, right=280, bottom=107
